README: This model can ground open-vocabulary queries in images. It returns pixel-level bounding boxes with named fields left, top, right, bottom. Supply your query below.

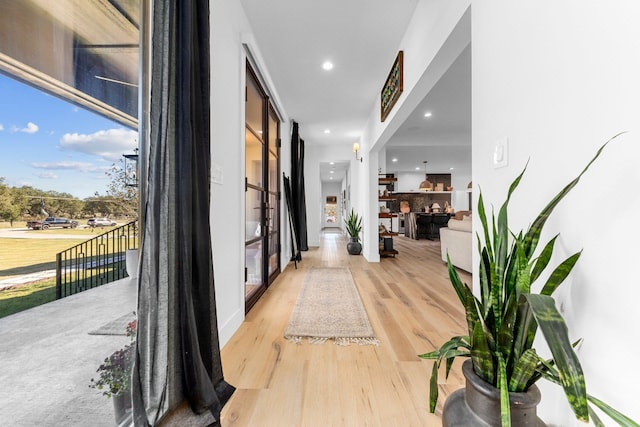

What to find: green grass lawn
left=0, top=230, right=136, bottom=319
left=0, top=238, right=87, bottom=279
left=0, top=278, right=57, bottom=318
left=0, top=238, right=87, bottom=318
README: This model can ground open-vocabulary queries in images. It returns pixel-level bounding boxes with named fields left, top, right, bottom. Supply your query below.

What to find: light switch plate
left=212, top=163, right=223, bottom=184
left=493, top=137, right=508, bottom=169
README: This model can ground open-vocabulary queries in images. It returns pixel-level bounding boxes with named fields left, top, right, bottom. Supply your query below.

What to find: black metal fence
left=55, top=220, right=138, bottom=299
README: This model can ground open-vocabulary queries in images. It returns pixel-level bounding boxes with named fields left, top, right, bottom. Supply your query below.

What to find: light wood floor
left=220, top=231, right=471, bottom=427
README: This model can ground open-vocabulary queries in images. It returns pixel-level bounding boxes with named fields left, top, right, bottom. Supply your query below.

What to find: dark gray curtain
left=132, top=0, right=234, bottom=425
left=290, top=122, right=309, bottom=251
left=283, top=173, right=301, bottom=265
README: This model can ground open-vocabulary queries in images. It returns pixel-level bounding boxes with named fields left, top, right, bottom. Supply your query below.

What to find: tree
left=0, top=178, right=21, bottom=226
left=52, top=192, right=84, bottom=218
left=83, top=194, right=122, bottom=217
left=103, top=159, right=138, bottom=218
left=13, top=186, right=42, bottom=217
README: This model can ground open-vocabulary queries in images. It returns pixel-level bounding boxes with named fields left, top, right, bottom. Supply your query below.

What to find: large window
left=0, top=1, right=139, bottom=128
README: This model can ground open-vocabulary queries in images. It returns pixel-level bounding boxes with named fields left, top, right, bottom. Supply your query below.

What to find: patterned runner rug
left=284, top=267, right=379, bottom=346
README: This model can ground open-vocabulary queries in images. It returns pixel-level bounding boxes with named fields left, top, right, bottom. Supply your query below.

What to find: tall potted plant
left=420, top=134, right=638, bottom=426
left=345, top=208, right=362, bottom=255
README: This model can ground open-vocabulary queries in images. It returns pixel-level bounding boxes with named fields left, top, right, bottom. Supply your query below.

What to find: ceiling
left=385, top=44, right=471, bottom=176
left=240, top=0, right=471, bottom=183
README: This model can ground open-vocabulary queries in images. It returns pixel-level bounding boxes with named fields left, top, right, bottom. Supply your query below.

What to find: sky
left=0, top=73, right=137, bottom=199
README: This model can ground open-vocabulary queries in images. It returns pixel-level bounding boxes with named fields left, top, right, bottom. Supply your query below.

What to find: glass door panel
left=245, top=130, right=262, bottom=186
left=267, top=108, right=280, bottom=283
left=268, top=192, right=279, bottom=276
left=245, top=188, right=263, bottom=242
left=246, top=77, right=263, bottom=135
left=245, top=67, right=266, bottom=310
left=245, top=64, right=280, bottom=311
left=245, top=241, right=262, bottom=294
left=268, top=150, right=278, bottom=193
left=268, top=109, right=278, bottom=153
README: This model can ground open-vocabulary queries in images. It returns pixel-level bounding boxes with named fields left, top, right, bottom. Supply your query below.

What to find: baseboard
left=219, top=307, right=244, bottom=348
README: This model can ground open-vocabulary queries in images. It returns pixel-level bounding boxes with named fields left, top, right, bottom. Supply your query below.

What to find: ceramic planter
left=442, top=360, right=546, bottom=427
left=346, top=237, right=362, bottom=255
left=112, top=390, right=132, bottom=425
left=125, top=249, right=138, bottom=279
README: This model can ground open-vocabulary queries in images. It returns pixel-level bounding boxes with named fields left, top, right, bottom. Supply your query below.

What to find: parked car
left=87, top=218, right=117, bottom=227
left=26, top=217, right=79, bottom=230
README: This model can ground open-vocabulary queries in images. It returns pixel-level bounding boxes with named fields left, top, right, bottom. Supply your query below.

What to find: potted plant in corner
left=90, top=319, right=137, bottom=425
left=345, top=208, right=362, bottom=255
left=419, top=134, right=638, bottom=426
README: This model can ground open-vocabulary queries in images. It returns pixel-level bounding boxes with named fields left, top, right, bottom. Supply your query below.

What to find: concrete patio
left=0, top=277, right=137, bottom=426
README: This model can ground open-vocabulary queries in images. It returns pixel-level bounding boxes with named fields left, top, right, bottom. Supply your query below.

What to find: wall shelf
left=395, top=191, right=452, bottom=194
left=378, top=177, right=397, bottom=184
left=378, top=174, right=399, bottom=257
left=379, top=232, right=399, bottom=237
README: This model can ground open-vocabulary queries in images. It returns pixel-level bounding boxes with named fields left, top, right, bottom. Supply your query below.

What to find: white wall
left=210, top=0, right=248, bottom=347
left=473, top=1, right=640, bottom=424
left=210, top=0, right=291, bottom=346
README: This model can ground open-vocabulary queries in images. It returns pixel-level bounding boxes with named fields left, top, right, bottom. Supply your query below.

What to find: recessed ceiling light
left=324, top=129, right=331, bottom=134
left=392, top=158, right=398, bottom=162
left=424, top=112, right=432, bottom=118
left=415, top=167, right=420, bottom=170
left=322, top=61, right=333, bottom=70
left=330, top=170, right=334, bottom=174
left=330, top=161, right=335, bottom=165
left=329, top=176, right=333, bottom=180
left=449, top=167, right=454, bottom=170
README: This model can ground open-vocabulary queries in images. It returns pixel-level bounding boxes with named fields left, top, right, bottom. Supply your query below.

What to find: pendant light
left=419, top=161, right=433, bottom=191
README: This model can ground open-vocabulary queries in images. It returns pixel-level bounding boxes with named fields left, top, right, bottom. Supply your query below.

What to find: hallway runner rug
left=284, top=267, right=379, bottom=346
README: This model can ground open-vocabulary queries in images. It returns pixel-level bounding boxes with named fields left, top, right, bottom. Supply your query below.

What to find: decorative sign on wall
left=380, top=50, right=403, bottom=122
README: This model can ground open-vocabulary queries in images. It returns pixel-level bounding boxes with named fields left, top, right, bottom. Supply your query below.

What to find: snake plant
left=345, top=208, right=362, bottom=240
left=419, top=133, right=638, bottom=426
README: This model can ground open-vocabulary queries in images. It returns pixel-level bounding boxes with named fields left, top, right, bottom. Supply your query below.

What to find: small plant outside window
left=89, top=319, right=137, bottom=398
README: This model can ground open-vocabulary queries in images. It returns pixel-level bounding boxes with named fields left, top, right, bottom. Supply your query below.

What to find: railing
left=55, top=220, right=138, bottom=299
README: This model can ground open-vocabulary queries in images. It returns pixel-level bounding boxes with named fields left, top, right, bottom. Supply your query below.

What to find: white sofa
left=439, top=213, right=472, bottom=273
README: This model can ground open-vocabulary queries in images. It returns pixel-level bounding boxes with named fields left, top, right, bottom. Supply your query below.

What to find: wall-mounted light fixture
left=123, top=148, right=139, bottom=187
left=353, top=142, right=362, bottom=162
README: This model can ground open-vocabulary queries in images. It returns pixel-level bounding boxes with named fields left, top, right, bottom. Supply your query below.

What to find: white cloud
left=0, top=123, right=4, bottom=131
left=24, top=122, right=39, bottom=133
left=60, top=128, right=137, bottom=162
left=14, top=122, right=40, bottom=134
left=30, top=161, right=107, bottom=173
left=35, top=172, right=58, bottom=180
left=12, top=122, right=39, bottom=134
